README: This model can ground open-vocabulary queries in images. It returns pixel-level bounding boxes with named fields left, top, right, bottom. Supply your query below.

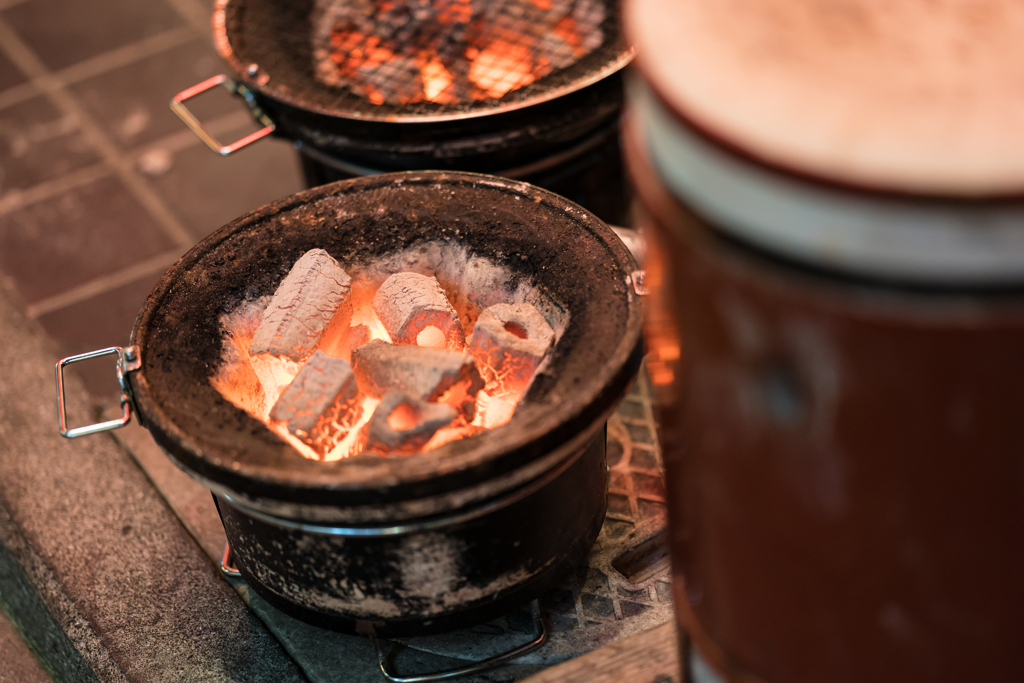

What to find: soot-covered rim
left=129, top=171, right=643, bottom=506
left=212, top=0, right=633, bottom=124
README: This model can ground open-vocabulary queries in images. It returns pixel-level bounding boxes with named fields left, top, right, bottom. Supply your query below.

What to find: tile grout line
left=56, top=25, right=198, bottom=91
left=0, top=25, right=199, bottom=113
left=0, top=109, right=257, bottom=218
left=25, top=250, right=182, bottom=319
left=0, top=162, right=112, bottom=217
left=0, top=16, right=196, bottom=251
left=161, top=0, right=214, bottom=36
left=0, top=79, right=37, bottom=110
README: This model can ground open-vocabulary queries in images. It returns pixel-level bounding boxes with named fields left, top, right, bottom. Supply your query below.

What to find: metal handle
left=631, top=269, right=649, bottom=296
left=220, top=543, right=242, bottom=578
left=55, top=345, right=141, bottom=438
left=170, top=74, right=275, bottom=155
left=372, top=600, right=548, bottom=682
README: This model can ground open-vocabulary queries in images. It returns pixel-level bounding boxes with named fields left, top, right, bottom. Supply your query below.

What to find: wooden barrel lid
left=624, top=0, right=1024, bottom=196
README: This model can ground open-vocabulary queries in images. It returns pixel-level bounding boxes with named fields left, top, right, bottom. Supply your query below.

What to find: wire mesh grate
left=216, top=0, right=628, bottom=122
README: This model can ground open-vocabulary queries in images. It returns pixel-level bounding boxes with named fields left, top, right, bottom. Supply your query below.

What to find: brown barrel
left=623, top=2, right=1024, bottom=682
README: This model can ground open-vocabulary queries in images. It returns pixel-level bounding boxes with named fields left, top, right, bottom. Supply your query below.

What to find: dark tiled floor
left=37, top=271, right=169, bottom=395
left=0, top=174, right=176, bottom=303
left=0, top=0, right=306, bottom=406
left=0, top=94, right=98, bottom=191
left=70, top=37, right=237, bottom=150
left=0, top=47, right=25, bottom=91
left=146, top=136, right=304, bottom=240
left=2, top=0, right=184, bottom=71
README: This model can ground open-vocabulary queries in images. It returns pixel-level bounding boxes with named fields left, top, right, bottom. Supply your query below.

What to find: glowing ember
left=416, top=325, right=447, bottom=349
left=468, top=39, right=537, bottom=99
left=312, top=0, right=606, bottom=106
left=210, top=246, right=561, bottom=461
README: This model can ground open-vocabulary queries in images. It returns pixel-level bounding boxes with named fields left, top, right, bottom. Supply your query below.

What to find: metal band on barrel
left=633, top=78, right=1024, bottom=286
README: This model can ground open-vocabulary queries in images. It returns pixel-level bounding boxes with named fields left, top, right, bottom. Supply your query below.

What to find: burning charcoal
left=351, top=339, right=483, bottom=417
left=341, top=323, right=372, bottom=361
left=372, top=272, right=466, bottom=350
left=476, top=390, right=517, bottom=429
left=358, top=56, right=424, bottom=105
left=249, top=249, right=352, bottom=400
left=363, top=391, right=458, bottom=455
left=269, top=351, right=361, bottom=458
left=536, top=32, right=578, bottom=71
left=468, top=302, right=554, bottom=399
left=312, top=0, right=376, bottom=87
left=572, top=0, right=606, bottom=53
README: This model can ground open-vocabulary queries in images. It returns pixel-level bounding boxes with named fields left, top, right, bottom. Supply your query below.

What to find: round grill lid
left=625, top=0, right=1024, bottom=197
left=215, top=0, right=632, bottom=123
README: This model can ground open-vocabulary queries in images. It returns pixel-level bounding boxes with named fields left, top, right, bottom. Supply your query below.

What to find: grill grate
left=215, top=0, right=629, bottom=122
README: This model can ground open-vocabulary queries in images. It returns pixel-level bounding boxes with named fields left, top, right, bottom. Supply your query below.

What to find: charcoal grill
left=171, top=0, right=633, bottom=223
left=55, top=172, right=644, bottom=648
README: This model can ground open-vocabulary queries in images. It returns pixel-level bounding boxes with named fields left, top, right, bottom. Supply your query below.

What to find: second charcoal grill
left=172, top=0, right=634, bottom=224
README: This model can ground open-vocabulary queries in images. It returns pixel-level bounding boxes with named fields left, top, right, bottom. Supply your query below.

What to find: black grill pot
left=119, top=172, right=643, bottom=636
left=171, top=0, right=633, bottom=224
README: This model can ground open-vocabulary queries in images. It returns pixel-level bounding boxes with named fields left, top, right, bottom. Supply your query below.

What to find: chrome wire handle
left=170, top=74, right=275, bottom=155
left=372, top=600, right=548, bottom=682
left=220, top=543, right=242, bottom=578
left=55, top=345, right=141, bottom=438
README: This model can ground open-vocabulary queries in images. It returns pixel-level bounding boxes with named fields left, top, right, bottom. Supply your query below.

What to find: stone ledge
left=0, top=285, right=308, bottom=683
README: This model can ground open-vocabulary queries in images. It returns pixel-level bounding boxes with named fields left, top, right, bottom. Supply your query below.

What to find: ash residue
left=343, top=238, right=569, bottom=342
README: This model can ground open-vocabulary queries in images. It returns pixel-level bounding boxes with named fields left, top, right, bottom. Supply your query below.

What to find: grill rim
left=212, top=0, right=634, bottom=124
left=126, top=170, right=644, bottom=508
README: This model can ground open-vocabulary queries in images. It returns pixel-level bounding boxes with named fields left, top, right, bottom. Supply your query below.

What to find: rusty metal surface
left=217, top=427, right=609, bottom=636
left=625, top=116, right=1024, bottom=683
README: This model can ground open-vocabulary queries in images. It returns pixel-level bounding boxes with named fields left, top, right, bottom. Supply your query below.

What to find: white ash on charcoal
left=468, top=302, right=554, bottom=400
left=211, top=239, right=569, bottom=460
left=269, top=351, right=361, bottom=458
left=340, top=323, right=372, bottom=362
left=372, top=272, right=466, bottom=350
left=362, top=391, right=458, bottom=455
left=210, top=295, right=273, bottom=419
left=249, top=249, right=352, bottom=402
left=341, top=240, right=568, bottom=339
left=475, top=390, right=517, bottom=429
left=351, top=339, right=483, bottom=418
left=422, top=420, right=485, bottom=451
